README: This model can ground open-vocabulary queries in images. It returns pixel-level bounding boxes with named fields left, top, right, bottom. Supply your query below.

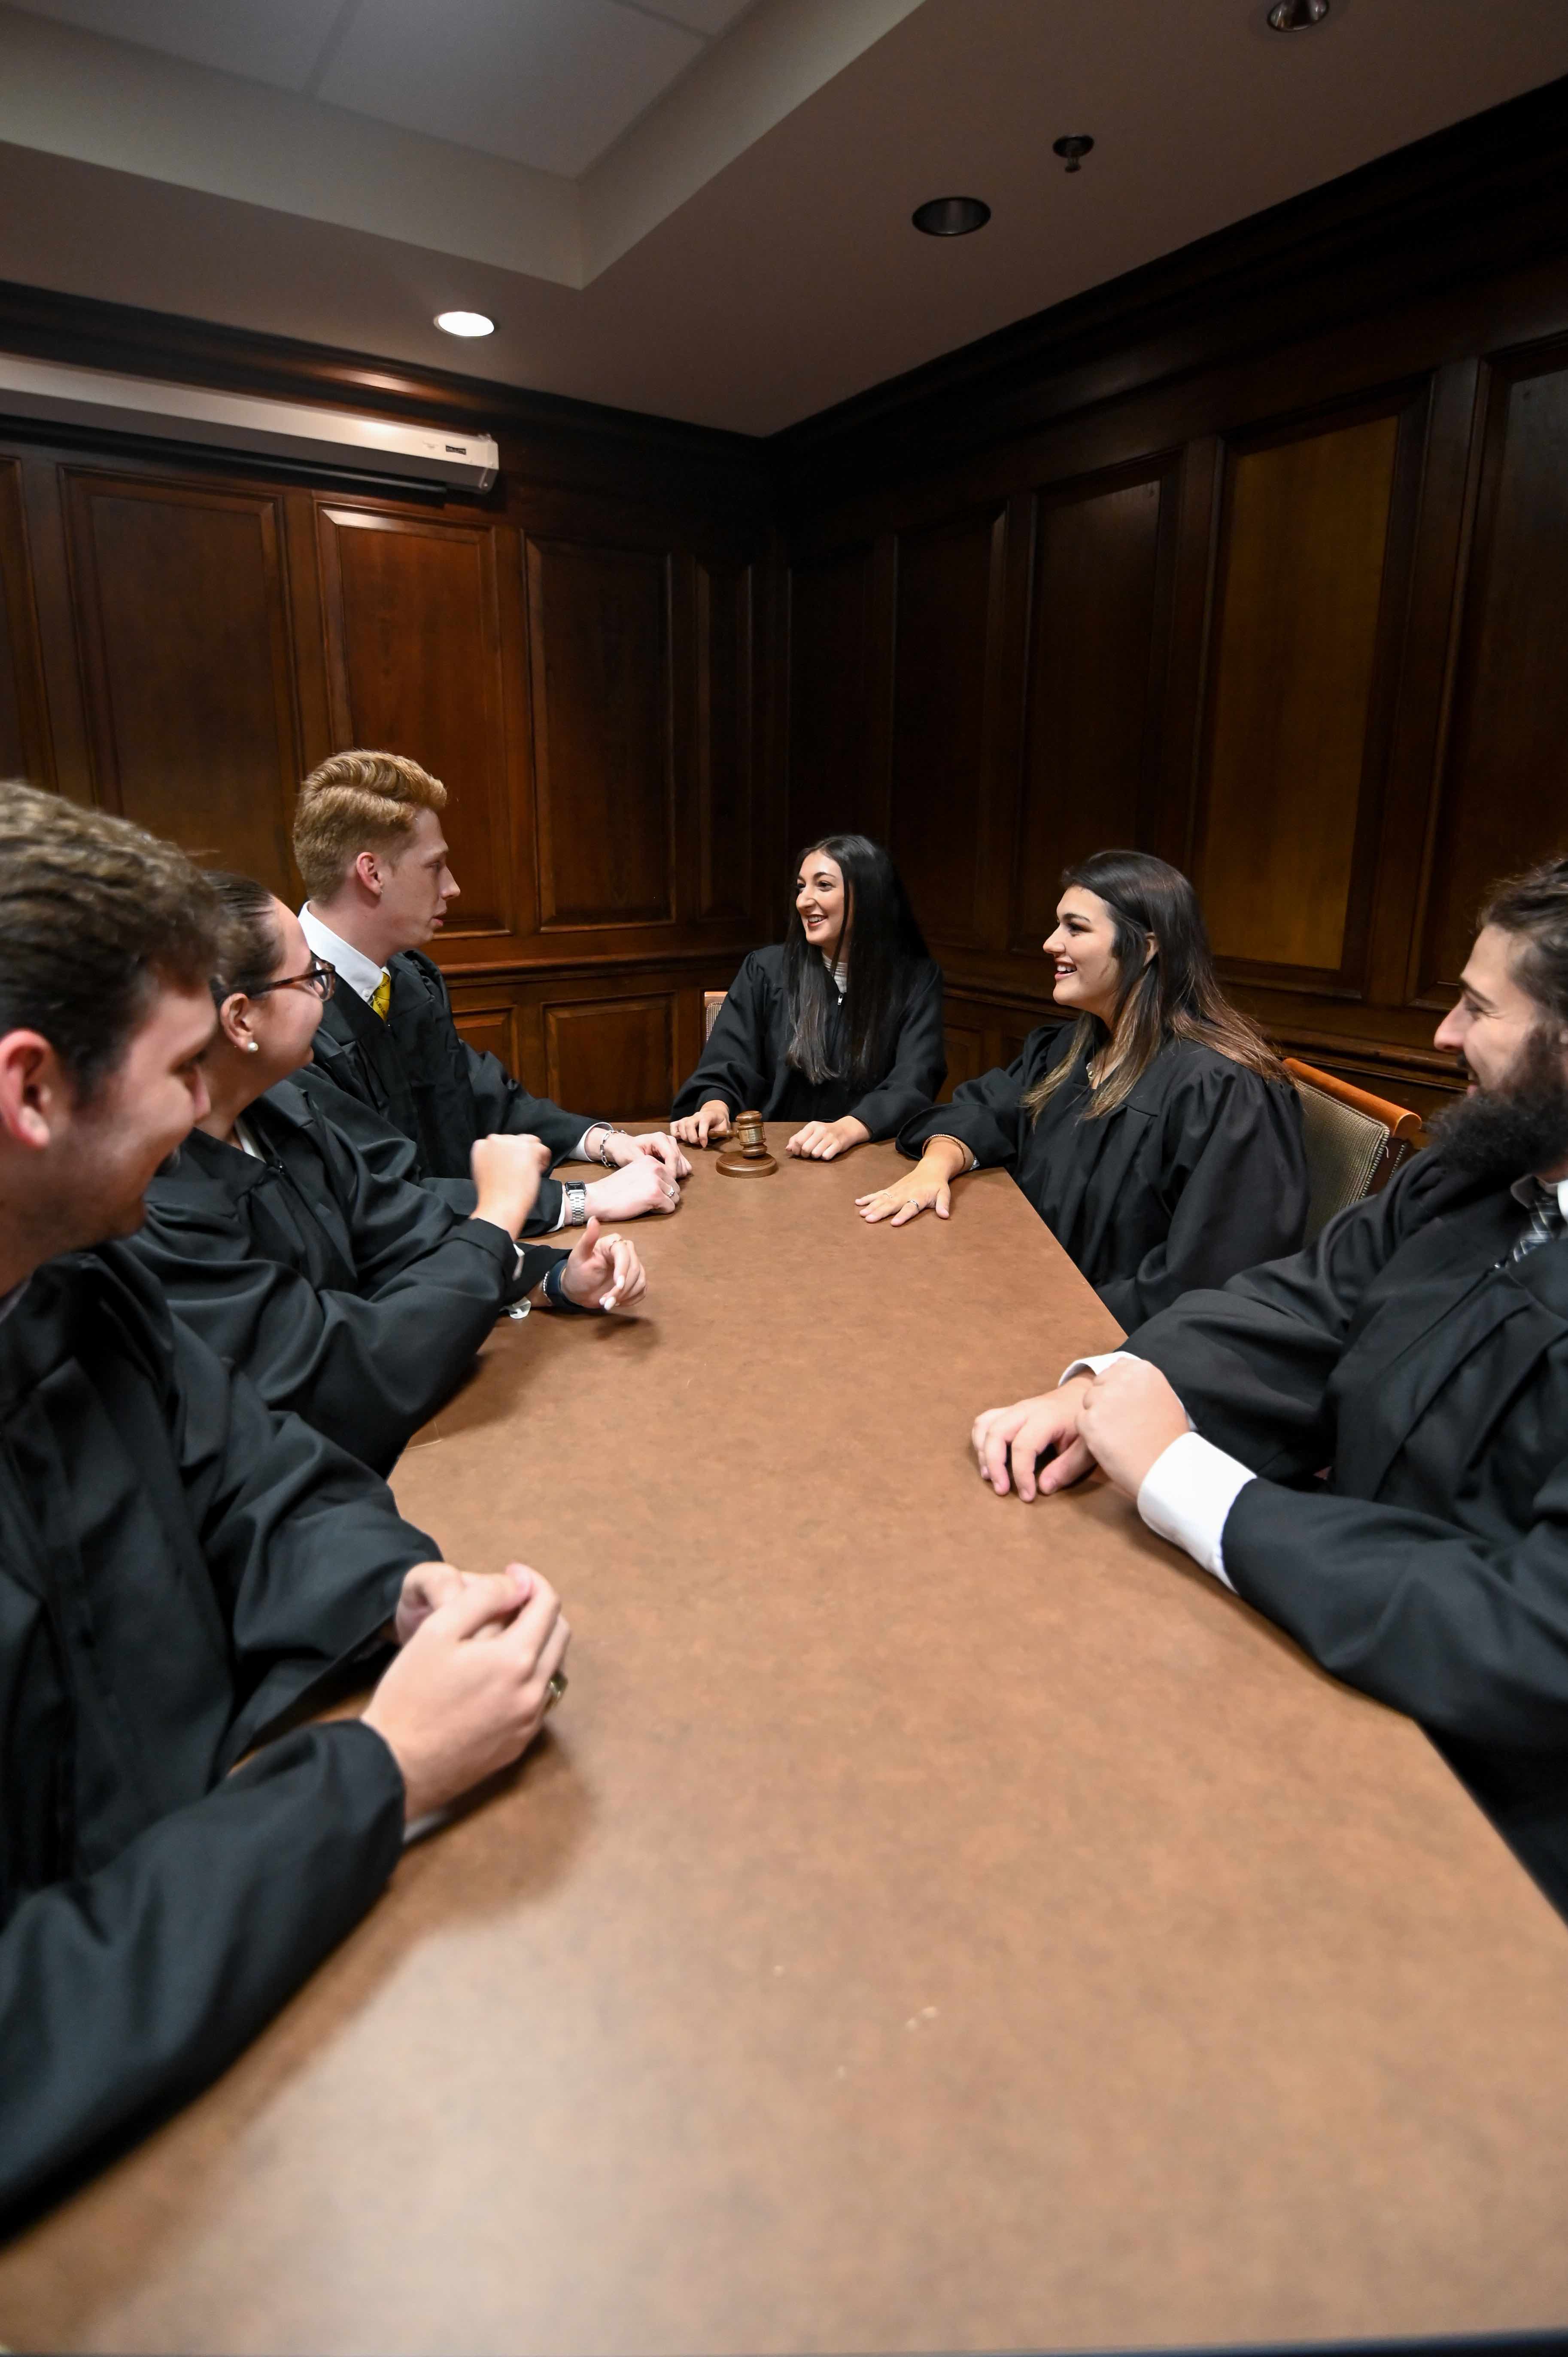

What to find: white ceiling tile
left=626, top=0, right=756, bottom=36
left=4, top=0, right=342, bottom=89
left=318, top=0, right=702, bottom=179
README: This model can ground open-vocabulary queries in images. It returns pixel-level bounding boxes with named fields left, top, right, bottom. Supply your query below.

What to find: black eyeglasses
left=250, top=958, right=336, bottom=1003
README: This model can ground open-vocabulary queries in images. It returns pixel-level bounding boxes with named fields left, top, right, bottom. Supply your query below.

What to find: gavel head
left=734, top=1110, right=767, bottom=1157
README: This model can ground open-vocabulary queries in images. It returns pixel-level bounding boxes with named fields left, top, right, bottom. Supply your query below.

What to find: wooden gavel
left=716, top=1110, right=778, bottom=1177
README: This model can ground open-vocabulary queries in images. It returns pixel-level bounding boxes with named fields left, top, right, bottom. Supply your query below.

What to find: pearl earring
left=245, top=1040, right=260, bottom=1054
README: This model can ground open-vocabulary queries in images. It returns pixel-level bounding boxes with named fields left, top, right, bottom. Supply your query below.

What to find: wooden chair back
left=703, top=990, right=726, bottom=1040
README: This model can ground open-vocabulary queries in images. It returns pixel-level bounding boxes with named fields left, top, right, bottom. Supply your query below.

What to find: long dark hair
left=207, top=871, right=281, bottom=1008
left=1024, top=849, right=1284, bottom=1122
left=783, top=833, right=929, bottom=1089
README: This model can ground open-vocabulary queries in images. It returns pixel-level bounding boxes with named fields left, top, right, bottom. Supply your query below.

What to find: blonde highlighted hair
left=292, top=750, right=447, bottom=901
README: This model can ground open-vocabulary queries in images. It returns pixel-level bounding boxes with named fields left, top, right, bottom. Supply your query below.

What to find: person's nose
left=1433, top=1006, right=1463, bottom=1052
left=189, top=1066, right=212, bottom=1123
left=442, top=868, right=460, bottom=902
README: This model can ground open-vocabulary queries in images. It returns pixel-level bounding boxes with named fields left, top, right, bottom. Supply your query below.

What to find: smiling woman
left=671, top=833, right=946, bottom=1161
left=859, top=849, right=1311, bottom=1329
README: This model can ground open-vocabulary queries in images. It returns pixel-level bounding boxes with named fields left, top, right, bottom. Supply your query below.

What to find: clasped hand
left=971, top=1361, right=1190, bottom=1502
left=368, top=1559, right=571, bottom=1823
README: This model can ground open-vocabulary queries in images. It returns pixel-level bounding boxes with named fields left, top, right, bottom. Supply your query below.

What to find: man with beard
left=968, top=857, right=1568, bottom=1915
left=0, top=783, right=569, bottom=2222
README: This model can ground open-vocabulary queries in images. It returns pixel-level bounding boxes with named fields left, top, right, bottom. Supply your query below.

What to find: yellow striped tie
left=369, top=970, right=392, bottom=1021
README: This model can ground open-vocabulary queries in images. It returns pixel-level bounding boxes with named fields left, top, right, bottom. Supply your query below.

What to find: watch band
left=563, top=1180, right=588, bottom=1226
left=543, top=1256, right=597, bottom=1314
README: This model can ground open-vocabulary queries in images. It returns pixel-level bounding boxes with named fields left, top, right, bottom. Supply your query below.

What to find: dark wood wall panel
left=696, top=561, right=753, bottom=922
left=526, top=538, right=675, bottom=930
left=1195, top=412, right=1401, bottom=982
left=543, top=994, right=674, bottom=1120
left=0, top=460, right=48, bottom=786
left=317, top=505, right=517, bottom=937
left=1013, top=470, right=1168, bottom=952
left=1416, top=353, right=1568, bottom=998
left=64, top=472, right=300, bottom=892
left=788, top=545, right=876, bottom=847
left=888, top=507, right=1003, bottom=950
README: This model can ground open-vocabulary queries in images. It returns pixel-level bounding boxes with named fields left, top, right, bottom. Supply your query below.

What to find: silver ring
left=545, top=1670, right=568, bottom=1712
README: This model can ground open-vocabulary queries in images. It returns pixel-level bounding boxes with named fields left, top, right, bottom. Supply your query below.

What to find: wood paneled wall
left=776, top=81, right=1568, bottom=1119
left=7, top=83, right=1568, bottom=1124
left=0, top=308, right=781, bottom=1119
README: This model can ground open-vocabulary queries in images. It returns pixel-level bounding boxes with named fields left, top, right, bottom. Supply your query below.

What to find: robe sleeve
left=132, top=1147, right=526, bottom=1478
left=421, top=960, right=590, bottom=1164
left=672, top=953, right=772, bottom=1118
left=897, top=1039, right=1039, bottom=1167
left=325, top=1109, right=562, bottom=1306
left=166, top=1311, right=438, bottom=1745
left=293, top=1062, right=564, bottom=1237
left=1095, top=1070, right=1310, bottom=1330
left=844, top=961, right=947, bottom=1140
left=0, top=1719, right=404, bottom=2226
left=1124, top=1156, right=1444, bottom=1480
left=1219, top=1463, right=1568, bottom=1756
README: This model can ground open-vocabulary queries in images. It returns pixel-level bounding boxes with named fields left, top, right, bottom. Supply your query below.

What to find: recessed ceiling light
left=435, top=310, right=495, bottom=338
left=912, top=196, right=991, bottom=238
left=1052, top=135, right=1095, bottom=173
left=1267, top=0, right=1329, bottom=26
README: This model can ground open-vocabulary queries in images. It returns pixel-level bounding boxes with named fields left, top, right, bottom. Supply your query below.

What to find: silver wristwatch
left=563, top=1180, right=589, bottom=1226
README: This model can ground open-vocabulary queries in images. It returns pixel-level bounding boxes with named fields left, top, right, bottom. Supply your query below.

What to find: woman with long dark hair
left=130, top=875, right=647, bottom=1474
left=858, top=850, right=1308, bottom=1326
left=672, top=833, right=945, bottom=1159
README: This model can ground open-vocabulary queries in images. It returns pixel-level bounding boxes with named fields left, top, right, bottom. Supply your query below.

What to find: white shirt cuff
left=1135, top=1432, right=1255, bottom=1591
left=1058, top=1348, right=1135, bottom=1386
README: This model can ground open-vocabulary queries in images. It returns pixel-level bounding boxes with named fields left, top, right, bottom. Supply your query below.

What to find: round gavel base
left=716, top=1148, right=778, bottom=1176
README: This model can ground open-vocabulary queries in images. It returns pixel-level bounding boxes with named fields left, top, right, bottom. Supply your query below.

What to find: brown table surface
left=6, top=1129, right=1568, bottom=2355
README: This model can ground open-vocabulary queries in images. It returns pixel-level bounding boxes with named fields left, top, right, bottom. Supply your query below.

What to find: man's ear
left=353, top=849, right=385, bottom=901
left=0, top=1029, right=70, bottom=1151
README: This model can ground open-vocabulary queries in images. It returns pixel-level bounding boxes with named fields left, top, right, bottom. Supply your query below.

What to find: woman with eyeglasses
left=131, top=876, right=647, bottom=1475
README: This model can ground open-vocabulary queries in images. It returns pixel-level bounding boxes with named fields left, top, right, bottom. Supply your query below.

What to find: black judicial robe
left=309, top=948, right=593, bottom=1231
left=0, top=1246, right=430, bottom=2222
left=131, top=1078, right=563, bottom=1475
left=1125, top=1155, right=1568, bottom=1914
left=899, top=1026, right=1308, bottom=1329
left=672, top=946, right=946, bottom=1134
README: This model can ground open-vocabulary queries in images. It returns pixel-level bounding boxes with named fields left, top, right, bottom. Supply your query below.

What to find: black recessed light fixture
left=1052, top=135, right=1094, bottom=174
left=912, top=195, right=991, bottom=237
left=1267, top=0, right=1328, bottom=25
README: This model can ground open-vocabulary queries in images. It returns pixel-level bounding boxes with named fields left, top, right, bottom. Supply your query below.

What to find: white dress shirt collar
left=1510, top=1172, right=1568, bottom=1222
left=298, top=904, right=386, bottom=1006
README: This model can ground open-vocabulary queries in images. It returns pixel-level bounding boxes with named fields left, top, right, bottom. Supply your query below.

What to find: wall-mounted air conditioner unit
left=0, top=353, right=499, bottom=493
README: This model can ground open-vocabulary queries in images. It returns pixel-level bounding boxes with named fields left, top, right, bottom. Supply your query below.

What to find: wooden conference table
left=6, top=1130, right=1568, bottom=2354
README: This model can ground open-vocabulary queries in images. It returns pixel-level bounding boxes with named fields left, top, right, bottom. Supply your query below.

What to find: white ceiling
left=8, top=0, right=759, bottom=176
left=0, top=0, right=1565, bottom=437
